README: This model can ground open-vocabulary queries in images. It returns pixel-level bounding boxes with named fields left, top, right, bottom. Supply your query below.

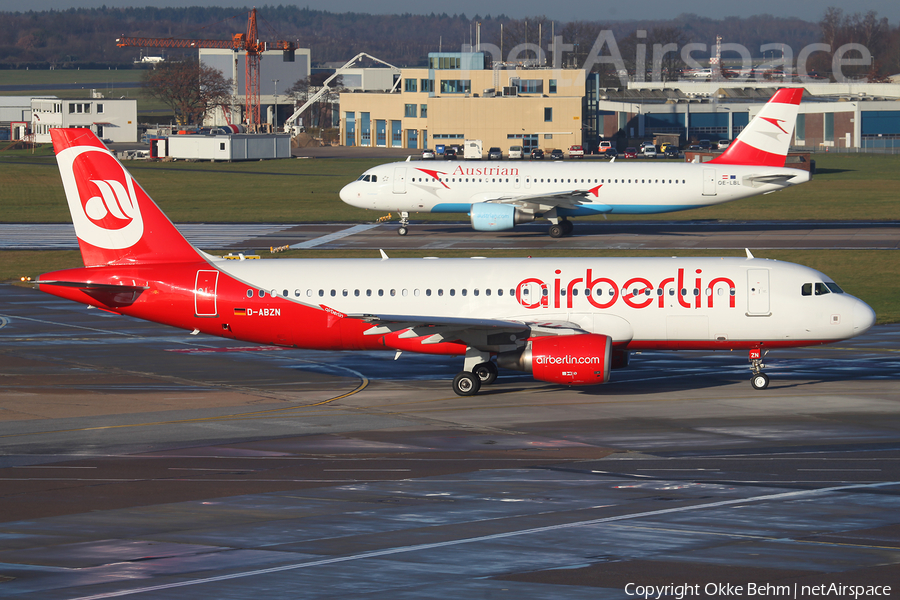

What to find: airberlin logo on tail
left=57, top=145, right=144, bottom=250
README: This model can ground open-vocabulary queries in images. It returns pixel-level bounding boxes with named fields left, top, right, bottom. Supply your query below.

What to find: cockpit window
left=801, top=283, right=812, bottom=296
left=825, top=282, right=844, bottom=294
left=814, top=283, right=831, bottom=295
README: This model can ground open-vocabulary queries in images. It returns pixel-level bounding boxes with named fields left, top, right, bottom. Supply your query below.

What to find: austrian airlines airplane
left=340, top=88, right=809, bottom=237
left=38, top=128, right=874, bottom=396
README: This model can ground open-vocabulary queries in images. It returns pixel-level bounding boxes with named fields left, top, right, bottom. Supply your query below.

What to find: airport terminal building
left=339, top=52, right=586, bottom=154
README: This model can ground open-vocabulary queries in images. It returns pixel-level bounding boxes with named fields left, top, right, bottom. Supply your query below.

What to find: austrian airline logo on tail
left=56, top=145, right=144, bottom=250
left=710, top=88, right=803, bottom=167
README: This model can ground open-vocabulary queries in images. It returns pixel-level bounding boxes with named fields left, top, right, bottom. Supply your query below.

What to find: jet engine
left=497, top=334, right=612, bottom=385
left=469, top=203, right=535, bottom=231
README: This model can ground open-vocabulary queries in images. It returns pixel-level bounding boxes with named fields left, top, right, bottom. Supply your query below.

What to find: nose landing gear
left=749, top=347, right=769, bottom=390
left=397, top=212, right=410, bottom=236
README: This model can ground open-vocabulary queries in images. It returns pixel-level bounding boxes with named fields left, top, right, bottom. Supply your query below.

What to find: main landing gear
left=548, top=219, right=574, bottom=238
left=397, top=212, right=410, bottom=236
left=749, top=348, right=769, bottom=390
left=452, top=349, right=499, bottom=396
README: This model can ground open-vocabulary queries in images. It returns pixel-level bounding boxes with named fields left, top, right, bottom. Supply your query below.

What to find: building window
left=544, top=107, right=553, bottom=122
left=96, top=104, right=104, bottom=114
left=404, top=104, right=417, bottom=118
left=549, top=79, right=557, bottom=93
left=421, top=79, right=434, bottom=93
left=420, top=104, right=428, bottom=118
left=430, top=56, right=461, bottom=69
left=517, top=80, right=544, bottom=94
left=404, top=78, right=417, bottom=93
left=824, top=113, right=834, bottom=142
left=440, top=79, right=471, bottom=94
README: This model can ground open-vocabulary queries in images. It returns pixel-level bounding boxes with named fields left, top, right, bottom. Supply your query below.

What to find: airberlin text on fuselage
left=516, top=268, right=737, bottom=311
left=451, top=165, right=520, bottom=177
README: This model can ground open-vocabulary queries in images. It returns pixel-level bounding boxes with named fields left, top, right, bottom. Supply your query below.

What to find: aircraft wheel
left=548, top=224, right=564, bottom=238
left=453, top=371, right=481, bottom=396
left=473, top=361, right=498, bottom=385
left=561, top=220, right=574, bottom=235
left=398, top=226, right=408, bottom=236
left=750, top=373, right=770, bottom=390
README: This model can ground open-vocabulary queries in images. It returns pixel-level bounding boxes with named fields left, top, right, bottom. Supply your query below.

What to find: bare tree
left=142, top=60, right=231, bottom=126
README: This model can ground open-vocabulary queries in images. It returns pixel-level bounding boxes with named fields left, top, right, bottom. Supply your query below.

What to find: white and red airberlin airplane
left=38, top=128, right=874, bottom=396
left=340, top=88, right=810, bottom=237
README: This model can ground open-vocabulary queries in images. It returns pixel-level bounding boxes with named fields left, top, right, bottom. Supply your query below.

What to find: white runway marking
left=290, top=223, right=381, bottom=249
left=68, top=480, right=900, bottom=600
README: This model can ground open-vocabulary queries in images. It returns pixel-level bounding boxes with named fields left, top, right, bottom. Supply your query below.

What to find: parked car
left=550, top=148, right=564, bottom=160
left=605, top=148, right=618, bottom=159
left=718, top=140, right=731, bottom=150
left=643, top=146, right=657, bottom=158
left=443, top=147, right=457, bottom=159
left=488, top=147, right=503, bottom=160
left=568, top=145, right=584, bottom=158
left=531, top=148, right=545, bottom=159
left=664, top=146, right=680, bottom=158
left=508, top=145, right=523, bottom=159
left=421, top=149, right=435, bottom=159
left=598, top=140, right=612, bottom=154
left=698, top=139, right=712, bottom=150
left=624, top=147, right=637, bottom=158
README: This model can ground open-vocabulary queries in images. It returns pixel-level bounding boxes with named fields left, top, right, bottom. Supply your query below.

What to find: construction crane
left=116, top=9, right=297, bottom=131
left=284, top=52, right=400, bottom=135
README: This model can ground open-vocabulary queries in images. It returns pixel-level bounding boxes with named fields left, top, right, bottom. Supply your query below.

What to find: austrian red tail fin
left=708, top=88, right=804, bottom=167
left=51, top=128, right=201, bottom=267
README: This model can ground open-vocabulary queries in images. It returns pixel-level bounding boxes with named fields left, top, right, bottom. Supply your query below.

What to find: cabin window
left=461, top=289, right=468, bottom=297
left=402, top=289, right=408, bottom=297
left=246, top=289, right=253, bottom=298
left=378, top=289, right=384, bottom=296
left=283, top=289, right=288, bottom=297
left=426, top=289, right=432, bottom=296
left=331, top=290, right=336, bottom=297
left=307, top=290, right=313, bottom=297
left=438, top=289, right=444, bottom=296
left=450, top=289, right=455, bottom=296
left=390, top=289, right=396, bottom=296
left=366, top=289, right=372, bottom=297
left=342, top=289, right=348, bottom=297
left=354, top=290, right=360, bottom=297
left=319, top=290, right=324, bottom=297
left=473, top=289, right=479, bottom=296
left=294, top=290, right=301, bottom=297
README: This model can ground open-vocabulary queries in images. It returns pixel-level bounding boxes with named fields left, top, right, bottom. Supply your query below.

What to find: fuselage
left=340, top=160, right=810, bottom=217
left=41, top=256, right=875, bottom=355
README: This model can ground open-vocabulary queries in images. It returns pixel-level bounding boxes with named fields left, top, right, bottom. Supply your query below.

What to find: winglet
left=745, top=248, right=755, bottom=259
left=380, top=249, right=389, bottom=260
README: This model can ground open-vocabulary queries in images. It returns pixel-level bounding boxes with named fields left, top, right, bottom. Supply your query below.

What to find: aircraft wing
left=485, top=188, right=612, bottom=213
left=347, top=312, right=588, bottom=350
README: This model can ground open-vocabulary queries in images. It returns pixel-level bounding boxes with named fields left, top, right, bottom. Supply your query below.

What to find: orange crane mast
left=116, top=9, right=297, bottom=131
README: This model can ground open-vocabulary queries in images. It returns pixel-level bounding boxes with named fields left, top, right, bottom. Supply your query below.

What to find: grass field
left=2, top=149, right=900, bottom=223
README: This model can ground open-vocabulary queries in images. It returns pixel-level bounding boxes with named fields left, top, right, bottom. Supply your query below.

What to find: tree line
left=2, top=6, right=897, bottom=80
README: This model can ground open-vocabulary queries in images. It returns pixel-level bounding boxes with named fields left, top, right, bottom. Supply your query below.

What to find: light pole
left=272, top=79, right=279, bottom=132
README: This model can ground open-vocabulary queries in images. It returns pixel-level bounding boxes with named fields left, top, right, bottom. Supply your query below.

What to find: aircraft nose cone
left=339, top=183, right=353, bottom=204
left=853, top=299, right=876, bottom=335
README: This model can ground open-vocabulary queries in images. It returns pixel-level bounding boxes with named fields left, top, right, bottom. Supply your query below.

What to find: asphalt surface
left=4, top=220, right=900, bottom=251
left=1, top=284, right=899, bottom=599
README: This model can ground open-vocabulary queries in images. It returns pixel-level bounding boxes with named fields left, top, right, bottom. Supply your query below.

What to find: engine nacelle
left=469, top=203, right=535, bottom=231
left=497, top=334, right=612, bottom=385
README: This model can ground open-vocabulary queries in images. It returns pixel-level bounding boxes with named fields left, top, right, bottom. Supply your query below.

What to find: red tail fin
left=708, top=88, right=804, bottom=167
left=52, top=128, right=201, bottom=267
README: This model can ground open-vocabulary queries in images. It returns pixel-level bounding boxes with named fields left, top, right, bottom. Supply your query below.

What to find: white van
left=508, top=145, right=523, bottom=159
